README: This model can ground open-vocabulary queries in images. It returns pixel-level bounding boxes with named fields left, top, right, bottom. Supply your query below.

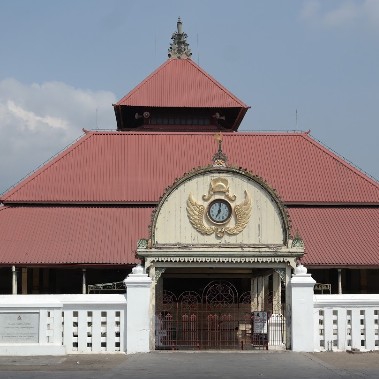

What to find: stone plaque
left=0, top=313, right=39, bottom=343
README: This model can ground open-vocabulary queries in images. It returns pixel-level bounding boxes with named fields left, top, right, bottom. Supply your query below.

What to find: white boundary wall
left=0, top=294, right=127, bottom=356
left=0, top=266, right=152, bottom=356
left=314, top=294, right=379, bottom=352
left=5, top=268, right=379, bottom=354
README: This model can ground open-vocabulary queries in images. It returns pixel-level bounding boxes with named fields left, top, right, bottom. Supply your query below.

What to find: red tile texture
left=1, top=131, right=378, bottom=266
left=289, top=207, right=379, bottom=266
left=0, top=206, right=152, bottom=265
left=2, top=132, right=378, bottom=204
left=115, top=59, right=249, bottom=108
left=1, top=205, right=378, bottom=266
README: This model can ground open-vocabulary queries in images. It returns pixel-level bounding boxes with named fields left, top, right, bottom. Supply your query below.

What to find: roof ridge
left=87, top=129, right=310, bottom=136
left=1, top=132, right=95, bottom=202
left=301, top=133, right=379, bottom=189
left=185, top=59, right=249, bottom=109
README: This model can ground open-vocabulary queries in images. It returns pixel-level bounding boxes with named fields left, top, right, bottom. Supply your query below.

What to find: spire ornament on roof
left=168, top=17, right=192, bottom=59
left=212, top=132, right=228, bottom=167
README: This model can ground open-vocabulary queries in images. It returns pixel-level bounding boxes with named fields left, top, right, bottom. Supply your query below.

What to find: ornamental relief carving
left=186, top=177, right=252, bottom=238
left=146, top=256, right=295, bottom=265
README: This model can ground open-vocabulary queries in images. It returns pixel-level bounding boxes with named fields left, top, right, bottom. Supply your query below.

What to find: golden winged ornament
left=187, top=194, right=215, bottom=235
left=186, top=191, right=252, bottom=237
left=224, top=191, right=252, bottom=235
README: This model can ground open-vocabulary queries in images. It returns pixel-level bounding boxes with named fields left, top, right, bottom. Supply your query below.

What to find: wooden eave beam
left=232, top=107, right=249, bottom=131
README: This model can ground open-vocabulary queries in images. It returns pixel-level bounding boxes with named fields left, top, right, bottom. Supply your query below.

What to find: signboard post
left=251, top=311, right=268, bottom=349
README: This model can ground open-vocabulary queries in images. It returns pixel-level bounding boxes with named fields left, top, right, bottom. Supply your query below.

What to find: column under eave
left=82, top=268, right=86, bottom=294
left=12, top=266, right=17, bottom=295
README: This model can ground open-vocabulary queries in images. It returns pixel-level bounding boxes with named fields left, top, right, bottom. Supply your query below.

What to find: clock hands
left=216, top=203, right=222, bottom=217
left=207, top=199, right=231, bottom=224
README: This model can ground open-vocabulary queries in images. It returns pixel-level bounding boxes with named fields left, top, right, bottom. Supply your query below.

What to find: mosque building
left=0, top=18, right=378, bottom=349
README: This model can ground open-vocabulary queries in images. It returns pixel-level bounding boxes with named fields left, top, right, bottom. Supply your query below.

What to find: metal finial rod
left=177, top=17, right=183, bottom=34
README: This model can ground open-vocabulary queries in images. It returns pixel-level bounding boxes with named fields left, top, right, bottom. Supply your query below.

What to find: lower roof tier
left=0, top=205, right=378, bottom=267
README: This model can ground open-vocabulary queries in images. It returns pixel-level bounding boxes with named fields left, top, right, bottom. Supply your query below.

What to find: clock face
left=207, top=199, right=232, bottom=224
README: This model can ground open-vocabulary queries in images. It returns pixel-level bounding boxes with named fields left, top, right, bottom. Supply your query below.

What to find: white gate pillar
left=124, top=265, right=152, bottom=354
left=290, top=264, right=316, bottom=352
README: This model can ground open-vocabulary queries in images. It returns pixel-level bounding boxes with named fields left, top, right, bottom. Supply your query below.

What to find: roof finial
left=168, top=17, right=192, bottom=60
left=212, top=132, right=228, bottom=167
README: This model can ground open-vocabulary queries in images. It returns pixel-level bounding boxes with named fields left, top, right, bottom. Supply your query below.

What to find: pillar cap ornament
left=291, top=262, right=315, bottom=286
left=168, top=17, right=192, bottom=59
left=294, top=263, right=307, bottom=275
left=124, top=264, right=151, bottom=287
left=131, top=264, right=144, bottom=275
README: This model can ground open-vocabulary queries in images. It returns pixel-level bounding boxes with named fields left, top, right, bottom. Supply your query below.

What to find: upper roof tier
left=115, top=59, right=248, bottom=109
left=2, top=131, right=379, bottom=204
left=113, top=19, right=249, bottom=132
left=114, top=59, right=249, bottom=131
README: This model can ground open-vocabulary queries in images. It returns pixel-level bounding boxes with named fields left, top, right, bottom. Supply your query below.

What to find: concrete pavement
left=0, top=351, right=379, bottom=378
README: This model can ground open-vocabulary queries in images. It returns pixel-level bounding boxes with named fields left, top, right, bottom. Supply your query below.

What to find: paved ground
left=0, top=351, right=379, bottom=378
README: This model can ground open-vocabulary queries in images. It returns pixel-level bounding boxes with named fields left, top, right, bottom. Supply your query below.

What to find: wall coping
left=0, top=294, right=127, bottom=308
left=314, top=294, right=379, bottom=308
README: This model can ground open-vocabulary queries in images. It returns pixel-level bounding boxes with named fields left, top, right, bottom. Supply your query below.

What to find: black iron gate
left=155, top=280, right=286, bottom=350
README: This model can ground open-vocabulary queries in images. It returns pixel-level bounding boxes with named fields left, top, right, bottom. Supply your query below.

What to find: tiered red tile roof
left=1, top=131, right=378, bottom=267
left=1, top=24, right=378, bottom=268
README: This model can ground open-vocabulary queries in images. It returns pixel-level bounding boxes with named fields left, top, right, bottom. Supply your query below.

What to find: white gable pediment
left=152, top=168, right=289, bottom=248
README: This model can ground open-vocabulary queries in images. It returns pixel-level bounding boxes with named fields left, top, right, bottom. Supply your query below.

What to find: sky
left=0, top=0, right=378, bottom=194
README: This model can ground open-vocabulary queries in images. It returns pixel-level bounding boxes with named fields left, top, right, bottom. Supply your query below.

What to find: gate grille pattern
left=155, top=281, right=285, bottom=350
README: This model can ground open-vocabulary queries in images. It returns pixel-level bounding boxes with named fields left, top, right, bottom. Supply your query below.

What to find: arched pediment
left=149, top=166, right=290, bottom=248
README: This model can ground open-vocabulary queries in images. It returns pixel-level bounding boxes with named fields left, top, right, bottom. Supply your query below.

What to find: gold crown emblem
left=202, top=177, right=236, bottom=202
left=211, top=177, right=229, bottom=193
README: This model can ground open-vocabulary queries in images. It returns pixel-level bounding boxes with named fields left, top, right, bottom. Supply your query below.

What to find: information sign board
left=0, top=313, right=39, bottom=343
left=252, top=311, right=268, bottom=334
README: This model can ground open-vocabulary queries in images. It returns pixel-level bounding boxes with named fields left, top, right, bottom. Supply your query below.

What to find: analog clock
left=207, top=199, right=232, bottom=224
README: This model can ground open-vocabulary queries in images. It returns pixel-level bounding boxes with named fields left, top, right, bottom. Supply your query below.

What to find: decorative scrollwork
left=154, top=268, right=166, bottom=284
left=203, top=281, right=238, bottom=308
left=275, top=268, right=286, bottom=283
left=147, top=256, right=295, bottom=265
left=178, top=291, right=201, bottom=311
left=291, top=230, right=304, bottom=248
left=239, top=291, right=252, bottom=304
left=162, top=290, right=177, bottom=305
left=137, top=239, right=148, bottom=249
